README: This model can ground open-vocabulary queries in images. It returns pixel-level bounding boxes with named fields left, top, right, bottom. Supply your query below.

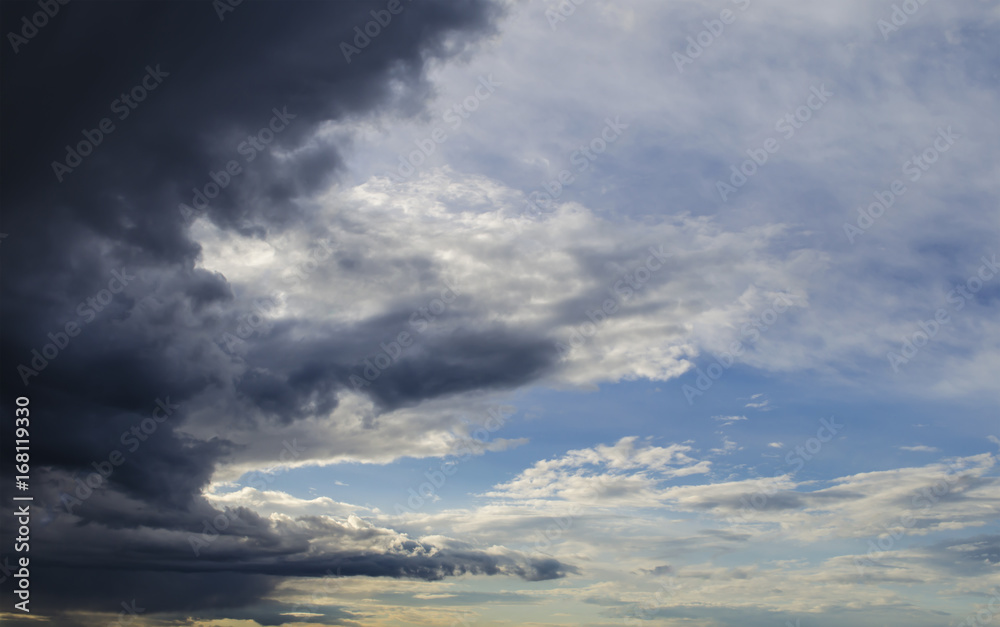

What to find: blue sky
left=194, top=1, right=1000, bottom=624
left=2, top=0, right=999, bottom=625
left=199, top=2, right=1000, bottom=623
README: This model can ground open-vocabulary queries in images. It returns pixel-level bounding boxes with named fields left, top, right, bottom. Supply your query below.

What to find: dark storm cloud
left=1, top=569, right=358, bottom=627
left=237, top=319, right=560, bottom=421
left=0, top=0, right=505, bottom=390
left=362, top=330, right=560, bottom=409
left=0, top=0, right=576, bottom=620
left=9, top=504, right=573, bottom=621
left=21, top=569, right=279, bottom=616
left=0, top=0, right=545, bottom=462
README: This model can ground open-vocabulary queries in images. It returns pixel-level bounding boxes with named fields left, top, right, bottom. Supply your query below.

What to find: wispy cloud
left=745, top=394, right=771, bottom=410
left=710, top=436, right=740, bottom=456
left=713, top=415, right=748, bottom=426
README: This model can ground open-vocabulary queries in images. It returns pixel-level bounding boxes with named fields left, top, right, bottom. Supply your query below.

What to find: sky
left=0, top=0, right=998, bottom=626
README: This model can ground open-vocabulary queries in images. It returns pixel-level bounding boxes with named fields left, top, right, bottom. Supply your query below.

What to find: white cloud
left=714, top=414, right=748, bottom=424
left=206, top=486, right=368, bottom=519
left=331, top=0, right=1000, bottom=404
left=710, top=436, right=740, bottom=456
left=185, top=168, right=819, bottom=477
left=480, top=436, right=712, bottom=506
left=660, top=453, right=1000, bottom=542
left=375, top=441, right=1000, bottom=625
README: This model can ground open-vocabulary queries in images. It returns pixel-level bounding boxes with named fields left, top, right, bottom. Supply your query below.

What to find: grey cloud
left=0, top=0, right=579, bottom=619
